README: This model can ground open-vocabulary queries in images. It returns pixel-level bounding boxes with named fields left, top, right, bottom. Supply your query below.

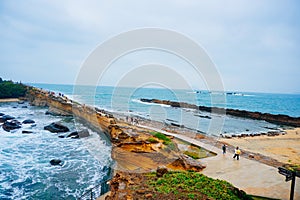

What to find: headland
left=3, top=85, right=299, bottom=199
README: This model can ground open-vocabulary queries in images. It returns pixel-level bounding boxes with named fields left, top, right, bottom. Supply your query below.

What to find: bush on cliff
left=147, top=171, right=253, bottom=200
left=0, top=79, right=27, bottom=98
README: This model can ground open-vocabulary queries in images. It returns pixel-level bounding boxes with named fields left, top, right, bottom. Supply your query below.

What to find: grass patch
left=184, top=151, right=201, bottom=159
left=146, top=137, right=159, bottom=143
left=150, top=131, right=172, bottom=145
left=147, top=171, right=252, bottom=200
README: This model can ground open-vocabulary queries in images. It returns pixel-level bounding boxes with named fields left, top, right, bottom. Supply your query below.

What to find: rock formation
left=25, top=87, right=206, bottom=172
left=140, top=98, right=300, bottom=127
left=44, top=122, right=70, bottom=133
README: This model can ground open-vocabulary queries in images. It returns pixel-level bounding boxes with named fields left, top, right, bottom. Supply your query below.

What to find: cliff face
left=141, top=98, right=300, bottom=127
left=26, top=87, right=124, bottom=141
left=25, top=87, right=205, bottom=172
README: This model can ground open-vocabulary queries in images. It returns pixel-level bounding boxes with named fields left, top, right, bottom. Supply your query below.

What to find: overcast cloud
left=0, top=0, right=299, bottom=93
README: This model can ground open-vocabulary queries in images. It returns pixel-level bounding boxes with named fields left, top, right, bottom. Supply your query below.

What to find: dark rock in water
left=0, top=115, right=15, bottom=123
left=50, top=159, right=62, bottom=166
left=22, top=130, right=33, bottom=134
left=194, top=114, right=212, bottom=119
left=58, top=135, right=65, bottom=138
left=12, top=106, right=17, bottom=108
left=21, top=106, right=28, bottom=108
left=3, top=120, right=21, bottom=132
left=170, top=122, right=184, bottom=128
left=22, top=119, right=35, bottom=124
left=0, top=113, right=4, bottom=116
left=18, top=101, right=25, bottom=104
left=44, top=122, right=69, bottom=133
left=67, top=129, right=90, bottom=139
left=45, top=111, right=58, bottom=116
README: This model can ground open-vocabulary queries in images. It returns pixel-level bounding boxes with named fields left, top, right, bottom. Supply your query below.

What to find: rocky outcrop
left=25, top=87, right=124, bottom=141
left=50, top=159, right=62, bottom=166
left=44, top=122, right=70, bottom=133
left=22, top=119, right=35, bottom=124
left=67, top=129, right=90, bottom=138
left=169, top=154, right=206, bottom=171
left=140, top=99, right=300, bottom=127
left=0, top=115, right=15, bottom=123
left=156, top=166, right=168, bottom=177
left=2, top=120, right=21, bottom=132
left=22, top=130, right=33, bottom=134
left=25, top=87, right=207, bottom=173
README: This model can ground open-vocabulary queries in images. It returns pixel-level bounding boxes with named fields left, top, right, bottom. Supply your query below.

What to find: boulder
left=22, top=130, right=33, bottom=134
left=249, top=154, right=255, bottom=159
left=67, top=129, right=90, bottom=139
left=3, top=120, right=21, bottom=132
left=44, top=122, right=69, bottom=133
left=21, top=106, right=28, bottom=108
left=22, top=119, right=35, bottom=124
left=156, top=166, right=168, bottom=177
left=0, top=115, right=15, bottom=123
left=50, top=159, right=62, bottom=166
left=0, top=113, right=4, bottom=116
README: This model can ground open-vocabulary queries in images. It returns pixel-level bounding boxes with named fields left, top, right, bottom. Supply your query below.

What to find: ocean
left=31, top=83, right=300, bottom=136
left=1, top=83, right=299, bottom=199
left=0, top=101, right=112, bottom=200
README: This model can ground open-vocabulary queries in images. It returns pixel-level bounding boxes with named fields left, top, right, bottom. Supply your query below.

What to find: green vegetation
left=147, top=171, right=252, bottom=200
left=150, top=131, right=172, bottom=145
left=0, top=78, right=27, bottom=98
left=184, top=151, right=201, bottom=159
left=146, top=137, right=159, bottom=143
left=284, top=163, right=300, bottom=173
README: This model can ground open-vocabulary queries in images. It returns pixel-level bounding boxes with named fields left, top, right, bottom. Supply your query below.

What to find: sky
left=0, top=0, right=299, bottom=94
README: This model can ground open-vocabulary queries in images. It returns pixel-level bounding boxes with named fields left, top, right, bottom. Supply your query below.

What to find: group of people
left=222, top=144, right=241, bottom=160
left=126, top=116, right=139, bottom=125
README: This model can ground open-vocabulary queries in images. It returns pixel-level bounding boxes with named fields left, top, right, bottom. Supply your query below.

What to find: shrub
left=0, top=79, right=27, bottom=98
left=147, top=171, right=253, bottom=200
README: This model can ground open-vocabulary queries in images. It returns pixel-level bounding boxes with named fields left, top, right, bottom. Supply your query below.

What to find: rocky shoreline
left=140, top=98, right=300, bottom=127
left=24, top=86, right=206, bottom=172
left=2, top=86, right=299, bottom=199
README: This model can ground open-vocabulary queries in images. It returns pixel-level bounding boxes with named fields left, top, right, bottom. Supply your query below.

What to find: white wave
left=131, top=99, right=171, bottom=107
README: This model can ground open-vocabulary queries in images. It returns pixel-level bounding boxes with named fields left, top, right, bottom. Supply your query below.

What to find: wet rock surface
left=50, top=159, right=62, bottom=166
left=2, top=120, right=21, bottom=132
left=44, top=122, right=69, bottom=133
left=67, top=129, right=90, bottom=139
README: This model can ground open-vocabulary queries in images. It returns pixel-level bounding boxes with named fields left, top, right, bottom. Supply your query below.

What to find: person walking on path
left=222, top=144, right=226, bottom=154
left=233, top=146, right=241, bottom=160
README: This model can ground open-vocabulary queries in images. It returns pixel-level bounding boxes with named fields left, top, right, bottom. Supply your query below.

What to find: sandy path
left=220, top=128, right=300, bottom=165
left=0, top=98, right=20, bottom=102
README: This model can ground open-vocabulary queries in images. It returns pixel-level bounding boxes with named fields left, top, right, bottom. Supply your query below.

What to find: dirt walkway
left=139, top=125, right=300, bottom=200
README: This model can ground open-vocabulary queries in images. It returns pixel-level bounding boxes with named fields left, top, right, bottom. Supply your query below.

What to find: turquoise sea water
left=1, top=83, right=299, bottom=199
left=30, top=83, right=300, bottom=117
